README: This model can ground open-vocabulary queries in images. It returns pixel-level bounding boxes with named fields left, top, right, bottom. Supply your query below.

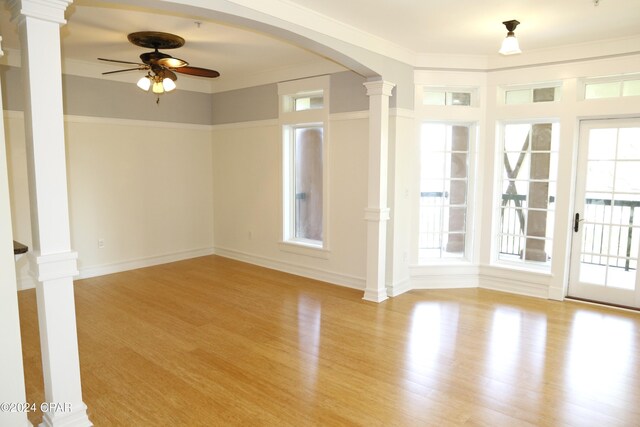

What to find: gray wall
left=1, top=66, right=213, bottom=125
left=330, top=71, right=368, bottom=113
left=210, top=83, right=278, bottom=125
left=2, top=67, right=377, bottom=125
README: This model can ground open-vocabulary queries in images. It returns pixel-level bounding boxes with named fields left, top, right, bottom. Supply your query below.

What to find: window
left=285, top=125, right=323, bottom=243
left=278, top=76, right=329, bottom=250
left=504, top=85, right=561, bottom=105
left=423, top=88, right=475, bottom=106
left=584, top=74, right=640, bottom=99
left=419, top=123, right=473, bottom=260
left=497, top=122, right=559, bottom=267
left=293, top=93, right=323, bottom=111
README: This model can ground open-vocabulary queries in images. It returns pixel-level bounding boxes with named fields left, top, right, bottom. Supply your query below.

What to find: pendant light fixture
left=499, top=20, right=521, bottom=55
left=135, top=72, right=177, bottom=95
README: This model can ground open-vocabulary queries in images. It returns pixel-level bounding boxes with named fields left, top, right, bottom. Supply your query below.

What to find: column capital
left=363, top=80, right=395, bottom=97
left=9, top=0, right=72, bottom=25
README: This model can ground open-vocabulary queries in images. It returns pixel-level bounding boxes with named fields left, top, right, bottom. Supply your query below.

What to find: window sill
left=278, top=240, right=330, bottom=259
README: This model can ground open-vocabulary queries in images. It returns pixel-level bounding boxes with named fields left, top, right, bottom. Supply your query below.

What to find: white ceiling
left=287, top=0, right=640, bottom=55
left=1, top=0, right=639, bottom=92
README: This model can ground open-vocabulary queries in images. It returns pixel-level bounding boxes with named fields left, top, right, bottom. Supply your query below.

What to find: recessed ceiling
left=286, top=0, right=640, bottom=55
left=1, top=0, right=639, bottom=91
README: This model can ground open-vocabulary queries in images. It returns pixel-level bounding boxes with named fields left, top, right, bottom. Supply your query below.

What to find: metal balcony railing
left=419, top=193, right=638, bottom=271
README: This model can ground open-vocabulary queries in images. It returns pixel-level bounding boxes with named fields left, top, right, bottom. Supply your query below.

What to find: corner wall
left=3, top=66, right=215, bottom=289
left=211, top=71, right=371, bottom=288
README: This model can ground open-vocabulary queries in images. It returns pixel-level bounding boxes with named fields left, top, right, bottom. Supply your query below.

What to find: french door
left=568, top=119, right=640, bottom=308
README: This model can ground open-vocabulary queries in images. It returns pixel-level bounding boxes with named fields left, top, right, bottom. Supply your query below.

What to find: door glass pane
left=588, top=129, right=617, bottom=160
left=614, top=162, right=640, bottom=193
left=586, top=161, right=615, bottom=192
left=577, top=125, right=640, bottom=292
left=617, top=128, right=640, bottom=159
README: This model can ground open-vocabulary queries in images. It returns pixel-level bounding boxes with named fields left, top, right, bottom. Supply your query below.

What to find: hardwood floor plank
left=17, top=255, right=640, bottom=426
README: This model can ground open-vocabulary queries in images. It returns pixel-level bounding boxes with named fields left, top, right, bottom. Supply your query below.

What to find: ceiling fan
left=99, top=31, right=220, bottom=97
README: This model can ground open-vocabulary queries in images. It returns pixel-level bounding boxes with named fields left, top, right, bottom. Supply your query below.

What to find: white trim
left=213, top=246, right=365, bottom=290
left=387, top=277, right=411, bottom=297
left=5, top=110, right=216, bottom=131
left=478, top=265, right=551, bottom=299
left=211, top=118, right=278, bottom=131
left=17, top=275, right=37, bottom=291
left=278, top=241, right=330, bottom=259
left=411, top=265, right=479, bottom=289
left=390, top=108, right=416, bottom=119
left=64, top=114, right=214, bottom=131
left=77, top=247, right=215, bottom=280
left=329, top=111, right=368, bottom=121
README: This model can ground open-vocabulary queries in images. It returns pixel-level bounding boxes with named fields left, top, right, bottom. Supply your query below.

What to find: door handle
left=574, top=213, right=584, bottom=232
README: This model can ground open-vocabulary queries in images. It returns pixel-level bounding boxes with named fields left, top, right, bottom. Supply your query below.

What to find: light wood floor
left=18, top=256, right=640, bottom=426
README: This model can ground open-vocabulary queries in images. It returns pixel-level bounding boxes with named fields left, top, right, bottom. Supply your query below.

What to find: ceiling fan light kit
left=499, top=20, right=522, bottom=55
left=99, top=31, right=220, bottom=101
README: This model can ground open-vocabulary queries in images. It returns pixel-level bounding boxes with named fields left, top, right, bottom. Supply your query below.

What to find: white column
left=9, top=1, right=92, bottom=426
left=0, top=36, right=33, bottom=427
left=363, top=80, right=395, bottom=303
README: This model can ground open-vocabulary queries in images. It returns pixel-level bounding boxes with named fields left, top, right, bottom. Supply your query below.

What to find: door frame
left=568, top=118, right=640, bottom=308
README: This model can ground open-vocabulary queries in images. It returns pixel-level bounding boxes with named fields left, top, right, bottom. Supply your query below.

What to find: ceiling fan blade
left=174, top=66, right=220, bottom=78
left=102, top=67, right=148, bottom=75
left=98, top=57, right=145, bottom=66
left=160, top=69, right=178, bottom=81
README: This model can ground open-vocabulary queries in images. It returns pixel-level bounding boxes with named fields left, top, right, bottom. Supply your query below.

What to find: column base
left=362, top=288, right=389, bottom=303
left=40, top=402, right=91, bottom=427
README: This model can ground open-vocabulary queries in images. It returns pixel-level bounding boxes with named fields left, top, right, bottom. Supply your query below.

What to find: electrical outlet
left=248, top=231, right=253, bottom=240
left=98, top=238, right=105, bottom=249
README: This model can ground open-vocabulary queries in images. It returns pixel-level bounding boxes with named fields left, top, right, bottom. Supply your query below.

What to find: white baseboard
left=410, top=265, right=479, bottom=289
left=17, top=275, right=37, bottom=291
left=17, top=247, right=215, bottom=290
left=77, top=247, right=215, bottom=280
left=387, top=278, right=411, bottom=297
left=478, top=265, right=550, bottom=299
left=213, top=246, right=365, bottom=290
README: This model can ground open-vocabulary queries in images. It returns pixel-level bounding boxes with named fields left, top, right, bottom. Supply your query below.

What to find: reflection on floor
left=18, top=256, right=640, bottom=426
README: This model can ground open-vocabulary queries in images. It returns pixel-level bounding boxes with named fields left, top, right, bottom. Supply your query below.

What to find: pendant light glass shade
left=152, top=81, right=164, bottom=94
left=162, top=78, right=176, bottom=92
left=499, top=34, right=521, bottom=55
left=136, top=76, right=151, bottom=91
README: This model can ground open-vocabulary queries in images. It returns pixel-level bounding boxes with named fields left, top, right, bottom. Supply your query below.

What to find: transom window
left=503, top=84, right=561, bottom=105
left=584, top=74, right=640, bottom=100
left=423, top=88, right=476, bottom=106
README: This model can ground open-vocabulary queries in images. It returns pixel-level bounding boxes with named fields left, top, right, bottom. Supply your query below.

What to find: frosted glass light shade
left=162, top=78, right=176, bottom=92
left=136, top=76, right=151, bottom=91
left=499, top=34, right=521, bottom=55
left=152, top=81, right=164, bottom=94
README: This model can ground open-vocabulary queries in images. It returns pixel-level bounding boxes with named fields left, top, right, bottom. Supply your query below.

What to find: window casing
left=278, top=77, right=329, bottom=252
left=496, top=121, right=560, bottom=268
